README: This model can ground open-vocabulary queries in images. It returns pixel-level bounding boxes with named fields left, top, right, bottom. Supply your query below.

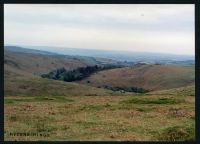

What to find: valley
left=4, top=46, right=195, bottom=141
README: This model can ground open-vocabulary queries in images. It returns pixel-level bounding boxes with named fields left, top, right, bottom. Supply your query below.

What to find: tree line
left=41, top=65, right=123, bottom=82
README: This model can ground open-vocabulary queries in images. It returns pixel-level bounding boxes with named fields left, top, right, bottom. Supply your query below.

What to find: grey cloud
left=4, top=4, right=194, bottom=55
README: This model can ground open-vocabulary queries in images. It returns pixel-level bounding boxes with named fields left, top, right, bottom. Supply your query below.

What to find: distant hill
left=4, top=46, right=195, bottom=96
left=4, top=50, right=89, bottom=75
left=78, top=64, right=195, bottom=91
left=5, top=46, right=58, bottom=55
left=4, top=46, right=125, bottom=75
left=166, top=60, right=195, bottom=66
left=6, top=45, right=194, bottom=66
left=23, top=45, right=195, bottom=63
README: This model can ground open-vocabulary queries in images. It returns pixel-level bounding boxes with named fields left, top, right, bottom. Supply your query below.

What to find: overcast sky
left=4, top=4, right=194, bottom=55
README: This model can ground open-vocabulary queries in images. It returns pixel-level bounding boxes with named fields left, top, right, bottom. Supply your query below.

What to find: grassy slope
left=4, top=50, right=123, bottom=75
left=148, top=85, right=195, bottom=97
left=5, top=85, right=195, bottom=141
left=79, top=64, right=195, bottom=91
left=4, top=71, right=118, bottom=97
left=4, top=50, right=195, bottom=141
left=4, top=50, right=125, bottom=97
left=4, top=50, right=89, bottom=75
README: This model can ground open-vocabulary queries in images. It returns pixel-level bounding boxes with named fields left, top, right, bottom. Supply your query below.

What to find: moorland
left=4, top=46, right=195, bottom=141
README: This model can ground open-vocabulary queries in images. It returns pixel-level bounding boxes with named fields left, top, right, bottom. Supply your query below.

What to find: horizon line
left=4, top=44, right=195, bottom=57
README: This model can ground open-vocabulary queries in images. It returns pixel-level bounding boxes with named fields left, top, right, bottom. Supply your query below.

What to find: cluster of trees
left=102, top=85, right=149, bottom=93
left=41, top=65, right=122, bottom=82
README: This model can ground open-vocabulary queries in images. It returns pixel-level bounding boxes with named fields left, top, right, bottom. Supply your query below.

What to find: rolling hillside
left=4, top=46, right=58, bottom=55
left=4, top=46, right=126, bottom=76
left=4, top=46, right=195, bottom=141
left=4, top=47, right=123, bottom=97
left=4, top=74, right=117, bottom=97
left=4, top=50, right=89, bottom=75
left=4, top=62, right=117, bottom=97
left=4, top=46, right=195, bottom=96
left=78, top=64, right=195, bottom=91
left=148, top=85, right=195, bottom=96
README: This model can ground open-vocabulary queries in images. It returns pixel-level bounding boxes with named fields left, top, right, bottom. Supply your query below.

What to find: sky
left=4, top=4, right=195, bottom=55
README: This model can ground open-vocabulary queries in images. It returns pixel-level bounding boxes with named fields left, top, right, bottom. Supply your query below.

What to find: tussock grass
left=157, top=125, right=195, bottom=141
left=149, top=85, right=195, bottom=97
left=121, top=97, right=182, bottom=105
left=4, top=96, right=74, bottom=105
left=4, top=99, right=15, bottom=104
left=4, top=75, right=117, bottom=97
left=4, top=94, right=195, bottom=141
left=136, top=108, right=155, bottom=113
left=34, top=96, right=74, bottom=102
left=78, top=105, right=106, bottom=111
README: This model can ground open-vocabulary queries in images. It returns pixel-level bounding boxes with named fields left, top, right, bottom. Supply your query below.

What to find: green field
left=4, top=85, right=195, bottom=141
